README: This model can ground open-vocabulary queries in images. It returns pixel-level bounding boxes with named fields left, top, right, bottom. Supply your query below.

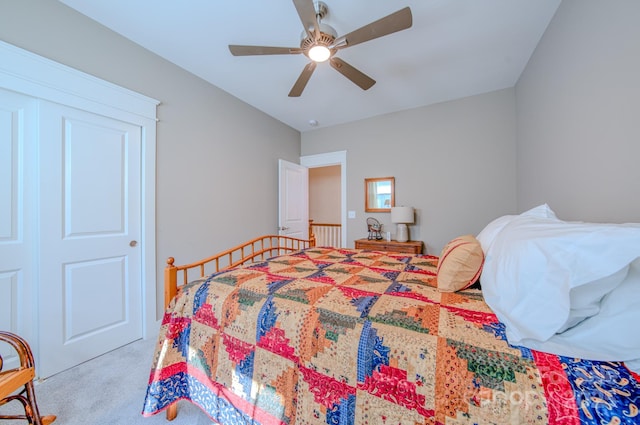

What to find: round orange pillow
left=436, top=234, right=484, bottom=292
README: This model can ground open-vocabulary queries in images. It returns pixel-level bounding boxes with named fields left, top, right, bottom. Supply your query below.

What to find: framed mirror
left=365, top=177, right=395, bottom=212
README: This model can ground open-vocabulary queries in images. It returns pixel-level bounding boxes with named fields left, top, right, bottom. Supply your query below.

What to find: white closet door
left=0, top=89, right=37, bottom=370
left=38, top=100, right=143, bottom=377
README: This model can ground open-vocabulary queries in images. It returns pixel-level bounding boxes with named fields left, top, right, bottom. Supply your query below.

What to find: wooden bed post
left=164, top=257, right=179, bottom=420
left=309, top=219, right=316, bottom=247
left=164, top=257, right=178, bottom=310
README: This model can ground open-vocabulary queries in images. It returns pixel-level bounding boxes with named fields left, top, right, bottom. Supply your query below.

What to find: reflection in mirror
left=365, top=177, right=395, bottom=212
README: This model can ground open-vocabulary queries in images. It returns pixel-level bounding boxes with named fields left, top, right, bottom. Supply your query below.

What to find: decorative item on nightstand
left=366, top=217, right=383, bottom=240
left=391, top=206, right=414, bottom=242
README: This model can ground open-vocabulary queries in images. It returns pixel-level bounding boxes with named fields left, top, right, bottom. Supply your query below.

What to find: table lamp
left=391, top=206, right=414, bottom=242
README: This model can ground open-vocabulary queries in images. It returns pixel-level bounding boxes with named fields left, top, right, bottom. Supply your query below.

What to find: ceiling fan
left=228, top=0, right=412, bottom=97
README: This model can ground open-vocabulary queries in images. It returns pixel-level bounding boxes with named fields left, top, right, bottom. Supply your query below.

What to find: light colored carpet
left=3, top=338, right=213, bottom=425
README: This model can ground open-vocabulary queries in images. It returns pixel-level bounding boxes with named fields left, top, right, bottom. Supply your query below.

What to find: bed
left=142, top=213, right=640, bottom=424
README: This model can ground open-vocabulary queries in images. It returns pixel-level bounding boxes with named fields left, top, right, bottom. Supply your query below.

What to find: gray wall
left=302, top=89, right=518, bottom=254
left=516, top=0, right=640, bottom=222
left=0, top=0, right=301, bottom=317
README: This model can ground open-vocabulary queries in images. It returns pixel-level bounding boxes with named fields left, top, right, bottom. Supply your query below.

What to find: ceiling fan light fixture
left=308, top=45, right=331, bottom=62
left=229, top=1, right=413, bottom=97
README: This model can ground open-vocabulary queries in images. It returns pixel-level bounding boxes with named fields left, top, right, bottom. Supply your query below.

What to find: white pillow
left=481, top=205, right=640, bottom=345
left=476, top=204, right=556, bottom=255
left=520, top=203, right=558, bottom=219
left=476, top=214, right=515, bottom=255
left=556, top=264, right=629, bottom=333
left=518, top=258, right=640, bottom=372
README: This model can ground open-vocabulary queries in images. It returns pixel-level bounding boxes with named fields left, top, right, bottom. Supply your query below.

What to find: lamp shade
left=391, top=206, right=414, bottom=224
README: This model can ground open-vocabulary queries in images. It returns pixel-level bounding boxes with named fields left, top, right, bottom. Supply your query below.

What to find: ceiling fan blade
left=288, top=62, right=317, bottom=97
left=330, top=58, right=375, bottom=90
left=293, top=0, right=320, bottom=39
left=229, top=45, right=303, bottom=56
left=333, top=7, right=412, bottom=49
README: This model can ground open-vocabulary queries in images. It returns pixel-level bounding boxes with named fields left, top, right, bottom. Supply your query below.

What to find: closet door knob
left=129, top=240, right=138, bottom=247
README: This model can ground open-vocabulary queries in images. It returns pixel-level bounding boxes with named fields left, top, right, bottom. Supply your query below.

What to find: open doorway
left=301, top=151, right=347, bottom=248
left=309, top=165, right=341, bottom=247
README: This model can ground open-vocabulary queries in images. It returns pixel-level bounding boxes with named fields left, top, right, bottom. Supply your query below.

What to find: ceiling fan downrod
left=313, top=1, right=328, bottom=21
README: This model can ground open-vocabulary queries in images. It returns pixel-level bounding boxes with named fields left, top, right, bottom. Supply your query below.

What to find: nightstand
left=354, top=238, right=423, bottom=254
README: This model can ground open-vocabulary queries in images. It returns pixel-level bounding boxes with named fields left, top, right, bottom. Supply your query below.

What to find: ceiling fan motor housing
left=300, top=1, right=337, bottom=58
left=300, top=23, right=337, bottom=47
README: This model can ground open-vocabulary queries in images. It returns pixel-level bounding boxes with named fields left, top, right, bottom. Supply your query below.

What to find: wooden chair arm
left=0, top=331, right=36, bottom=371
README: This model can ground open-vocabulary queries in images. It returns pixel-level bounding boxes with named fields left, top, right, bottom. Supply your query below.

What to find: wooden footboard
left=163, top=234, right=314, bottom=420
left=164, top=234, right=316, bottom=309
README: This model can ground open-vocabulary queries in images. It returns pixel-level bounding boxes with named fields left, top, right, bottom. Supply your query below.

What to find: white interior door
left=278, top=159, right=308, bottom=239
left=0, top=89, right=37, bottom=370
left=38, top=101, right=143, bottom=377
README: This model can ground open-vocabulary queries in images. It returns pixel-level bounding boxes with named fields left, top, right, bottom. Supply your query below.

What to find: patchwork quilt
left=142, top=247, right=640, bottom=424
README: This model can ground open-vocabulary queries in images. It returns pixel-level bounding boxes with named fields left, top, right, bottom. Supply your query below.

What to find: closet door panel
left=38, top=101, right=143, bottom=377
left=64, top=119, right=127, bottom=236
left=0, top=89, right=37, bottom=370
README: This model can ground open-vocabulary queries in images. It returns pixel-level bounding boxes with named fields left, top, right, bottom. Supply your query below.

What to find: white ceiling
left=58, top=0, right=560, bottom=132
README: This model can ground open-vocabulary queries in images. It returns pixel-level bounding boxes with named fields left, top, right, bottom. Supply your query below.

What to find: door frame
left=0, top=41, right=160, bottom=360
left=300, top=151, right=347, bottom=248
